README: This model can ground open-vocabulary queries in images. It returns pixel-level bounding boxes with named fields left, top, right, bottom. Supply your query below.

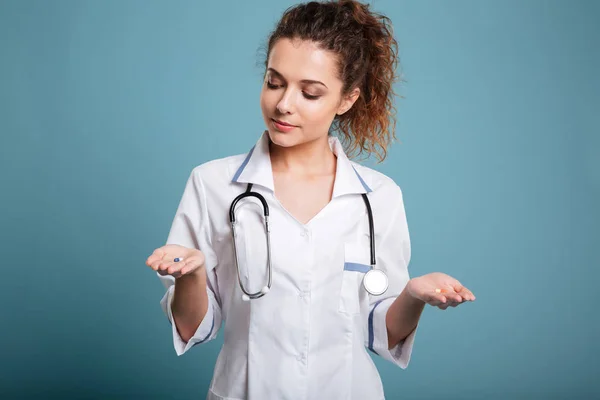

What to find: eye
left=266, top=81, right=321, bottom=100
left=266, top=81, right=281, bottom=89
left=303, top=93, right=320, bottom=100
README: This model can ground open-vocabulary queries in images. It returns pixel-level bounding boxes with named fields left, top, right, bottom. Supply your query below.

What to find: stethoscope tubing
left=229, top=183, right=382, bottom=300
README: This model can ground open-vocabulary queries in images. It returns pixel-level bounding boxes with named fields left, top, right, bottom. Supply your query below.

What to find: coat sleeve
left=158, top=167, right=222, bottom=356
left=364, top=184, right=417, bottom=369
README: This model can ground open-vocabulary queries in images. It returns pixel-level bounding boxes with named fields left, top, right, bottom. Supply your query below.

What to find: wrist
left=177, top=265, right=205, bottom=281
left=405, top=279, right=426, bottom=306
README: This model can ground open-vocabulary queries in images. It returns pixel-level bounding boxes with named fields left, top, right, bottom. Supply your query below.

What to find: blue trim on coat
left=368, top=298, right=387, bottom=354
left=352, top=166, right=372, bottom=193
left=343, top=262, right=371, bottom=273
left=191, top=314, right=216, bottom=347
left=232, top=145, right=256, bottom=182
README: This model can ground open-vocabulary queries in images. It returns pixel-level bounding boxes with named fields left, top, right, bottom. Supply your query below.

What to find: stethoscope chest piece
left=363, top=269, right=388, bottom=296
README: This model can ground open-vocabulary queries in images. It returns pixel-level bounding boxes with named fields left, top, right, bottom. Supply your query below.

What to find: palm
left=408, top=272, right=475, bottom=309
left=149, top=245, right=190, bottom=263
left=145, top=244, right=204, bottom=278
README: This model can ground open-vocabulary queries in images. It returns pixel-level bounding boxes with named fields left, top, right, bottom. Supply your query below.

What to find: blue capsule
left=174, top=257, right=183, bottom=262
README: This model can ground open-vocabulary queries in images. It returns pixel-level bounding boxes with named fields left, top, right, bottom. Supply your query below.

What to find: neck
left=269, top=135, right=336, bottom=176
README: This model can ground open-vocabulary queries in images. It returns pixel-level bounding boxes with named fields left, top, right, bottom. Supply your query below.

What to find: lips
left=272, top=118, right=295, bottom=127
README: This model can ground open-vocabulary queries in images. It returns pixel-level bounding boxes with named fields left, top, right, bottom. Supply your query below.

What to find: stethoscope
left=229, top=183, right=388, bottom=301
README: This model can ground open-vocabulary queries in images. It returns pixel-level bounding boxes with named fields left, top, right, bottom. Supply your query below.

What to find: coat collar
left=232, top=130, right=372, bottom=198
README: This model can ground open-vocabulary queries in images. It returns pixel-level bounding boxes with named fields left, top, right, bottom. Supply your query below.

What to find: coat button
left=300, top=229, right=310, bottom=237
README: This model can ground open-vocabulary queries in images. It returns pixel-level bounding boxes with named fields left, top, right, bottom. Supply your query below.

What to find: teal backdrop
left=1, top=0, right=598, bottom=398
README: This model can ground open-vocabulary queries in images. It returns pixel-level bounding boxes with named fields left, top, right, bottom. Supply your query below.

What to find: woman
left=146, top=1, right=475, bottom=399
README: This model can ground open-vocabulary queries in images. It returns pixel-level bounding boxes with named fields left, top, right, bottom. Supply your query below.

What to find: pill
left=174, top=257, right=183, bottom=262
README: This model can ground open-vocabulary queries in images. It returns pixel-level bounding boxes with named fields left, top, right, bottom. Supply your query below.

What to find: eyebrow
left=267, top=68, right=328, bottom=89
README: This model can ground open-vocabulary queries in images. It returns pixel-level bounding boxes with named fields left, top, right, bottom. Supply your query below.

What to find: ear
left=336, top=87, right=361, bottom=116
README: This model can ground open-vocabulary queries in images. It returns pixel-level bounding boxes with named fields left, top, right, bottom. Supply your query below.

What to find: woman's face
left=260, top=38, right=359, bottom=149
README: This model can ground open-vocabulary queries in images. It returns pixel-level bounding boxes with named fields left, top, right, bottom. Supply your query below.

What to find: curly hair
left=260, top=0, right=402, bottom=162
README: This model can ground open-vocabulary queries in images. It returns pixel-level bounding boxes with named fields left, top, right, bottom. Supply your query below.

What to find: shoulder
left=351, top=163, right=410, bottom=234
left=187, top=152, right=248, bottom=188
left=350, top=161, right=404, bottom=201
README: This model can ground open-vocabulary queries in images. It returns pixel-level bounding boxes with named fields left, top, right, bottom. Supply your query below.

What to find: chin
left=266, top=128, right=299, bottom=147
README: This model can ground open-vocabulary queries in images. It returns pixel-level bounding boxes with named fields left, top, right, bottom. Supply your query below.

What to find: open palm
left=407, top=272, right=476, bottom=310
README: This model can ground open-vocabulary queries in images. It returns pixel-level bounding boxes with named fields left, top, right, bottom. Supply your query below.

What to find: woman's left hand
left=406, top=272, right=476, bottom=310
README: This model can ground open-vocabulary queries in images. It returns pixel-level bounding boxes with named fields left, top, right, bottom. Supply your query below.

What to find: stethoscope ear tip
left=242, top=294, right=250, bottom=302
left=261, top=286, right=270, bottom=295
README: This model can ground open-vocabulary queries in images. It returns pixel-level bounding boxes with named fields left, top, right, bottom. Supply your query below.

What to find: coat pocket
left=339, top=242, right=371, bottom=315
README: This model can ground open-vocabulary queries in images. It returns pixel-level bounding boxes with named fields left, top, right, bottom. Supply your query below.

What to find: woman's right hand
left=145, top=244, right=205, bottom=279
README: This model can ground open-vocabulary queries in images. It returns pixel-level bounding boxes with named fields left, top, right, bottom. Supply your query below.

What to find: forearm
left=385, top=280, right=426, bottom=349
left=171, top=268, right=209, bottom=343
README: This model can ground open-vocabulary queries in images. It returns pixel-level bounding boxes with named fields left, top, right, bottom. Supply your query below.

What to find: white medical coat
left=158, top=130, right=417, bottom=400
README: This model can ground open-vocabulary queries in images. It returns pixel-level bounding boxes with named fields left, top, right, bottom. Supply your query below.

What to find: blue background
left=1, top=0, right=598, bottom=398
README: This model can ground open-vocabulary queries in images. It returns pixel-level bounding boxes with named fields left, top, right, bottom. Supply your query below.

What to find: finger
left=146, top=248, right=167, bottom=266
left=180, top=257, right=203, bottom=275
left=438, top=298, right=458, bottom=310
left=426, top=293, right=447, bottom=307
left=158, top=269, right=182, bottom=278
left=457, top=287, right=475, bottom=301
left=465, top=289, right=476, bottom=301
left=149, top=251, right=172, bottom=270
left=156, top=259, right=178, bottom=274
left=150, top=259, right=161, bottom=271
left=156, top=262, right=182, bottom=276
left=444, top=292, right=463, bottom=303
left=166, top=256, right=203, bottom=276
left=150, top=257, right=170, bottom=271
left=165, top=258, right=190, bottom=275
left=146, top=254, right=160, bottom=266
left=152, top=252, right=184, bottom=272
left=451, top=281, right=464, bottom=293
left=434, top=288, right=462, bottom=303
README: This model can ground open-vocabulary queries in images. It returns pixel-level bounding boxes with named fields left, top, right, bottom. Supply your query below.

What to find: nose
left=276, top=89, right=295, bottom=115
